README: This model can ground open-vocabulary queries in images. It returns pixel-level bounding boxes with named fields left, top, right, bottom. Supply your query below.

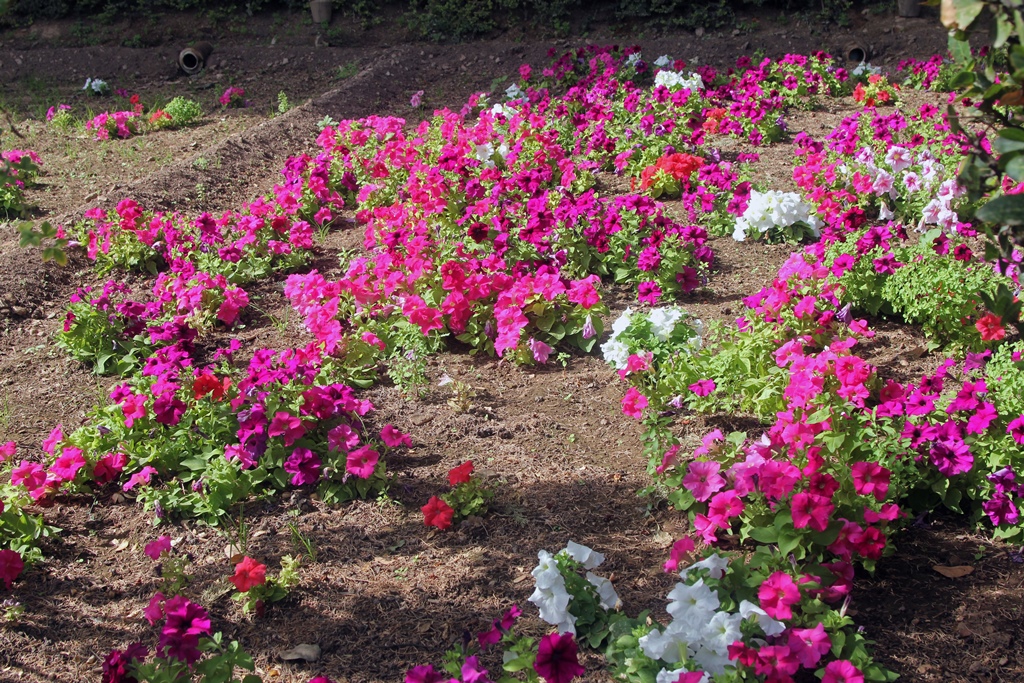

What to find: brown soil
left=0, top=7, right=1020, bottom=683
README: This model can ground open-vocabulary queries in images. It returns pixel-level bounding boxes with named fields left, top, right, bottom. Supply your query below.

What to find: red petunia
left=0, top=549, right=24, bottom=590
left=229, top=556, right=267, bottom=593
left=976, top=313, right=1006, bottom=341
left=422, top=496, right=454, bottom=530
left=448, top=461, right=474, bottom=486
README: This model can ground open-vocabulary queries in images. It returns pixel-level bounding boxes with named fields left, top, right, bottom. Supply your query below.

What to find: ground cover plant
left=0, top=7, right=1022, bottom=683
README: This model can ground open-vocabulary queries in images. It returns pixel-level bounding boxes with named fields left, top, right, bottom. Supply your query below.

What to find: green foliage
left=159, top=96, right=203, bottom=129
left=1, top=155, right=40, bottom=219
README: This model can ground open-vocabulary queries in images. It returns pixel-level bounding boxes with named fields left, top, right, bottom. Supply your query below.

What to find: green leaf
left=747, top=526, right=778, bottom=544
left=1007, top=154, right=1024, bottom=182
left=976, top=194, right=1024, bottom=225
left=950, top=70, right=975, bottom=89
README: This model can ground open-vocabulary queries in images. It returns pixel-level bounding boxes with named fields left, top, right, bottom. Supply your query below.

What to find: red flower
left=976, top=313, right=1006, bottom=341
left=229, top=556, right=267, bottom=593
left=0, top=549, right=24, bottom=590
left=193, top=372, right=230, bottom=401
left=422, top=496, right=454, bottom=530
left=533, top=632, right=585, bottom=683
left=448, top=461, right=474, bottom=486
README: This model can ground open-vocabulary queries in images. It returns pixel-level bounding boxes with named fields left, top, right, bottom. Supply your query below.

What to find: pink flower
left=123, top=466, right=157, bottom=492
left=787, top=622, right=831, bottom=668
left=144, top=535, right=172, bottom=560
left=791, top=492, right=833, bottom=532
left=621, top=387, right=648, bottom=419
left=688, top=379, right=716, bottom=397
left=0, top=549, right=24, bottom=590
left=11, top=460, right=46, bottom=491
left=663, top=537, right=695, bottom=573
left=533, top=632, right=585, bottom=683
left=42, top=426, right=63, bottom=455
left=0, top=441, right=15, bottom=462
left=269, top=411, right=306, bottom=447
left=121, top=393, right=148, bottom=428
left=410, top=90, right=424, bottom=107
left=381, top=424, right=412, bottom=448
left=682, top=460, right=726, bottom=502
left=851, top=461, right=890, bottom=502
left=758, top=571, right=801, bottom=620
left=144, top=592, right=165, bottom=625
left=49, top=447, right=87, bottom=484
left=529, top=338, right=554, bottom=363
left=822, top=660, right=864, bottom=683
left=346, top=445, right=379, bottom=479
left=404, top=665, right=455, bottom=683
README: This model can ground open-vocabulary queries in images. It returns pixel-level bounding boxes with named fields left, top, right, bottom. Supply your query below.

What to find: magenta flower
left=159, top=596, right=211, bottom=665
left=533, top=632, right=585, bottom=683
left=790, top=492, right=833, bottom=532
left=822, top=660, right=864, bottom=683
left=380, top=425, right=412, bottom=448
left=50, top=447, right=87, bottom=484
left=269, top=411, right=306, bottom=447
left=0, top=441, right=16, bottom=462
left=345, top=445, right=379, bottom=479
left=41, top=425, right=63, bottom=455
left=11, top=460, right=45, bottom=491
left=284, top=447, right=322, bottom=486
left=461, top=656, right=491, bottom=683
left=787, top=622, right=831, bottom=668
left=688, top=379, right=716, bottom=397
left=637, top=280, right=662, bottom=304
left=144, top=536, right=172, bottom=561
left=123, top=466, right=157, bottom=492
left=404, top=665, right=455, bottom=683
left=682, top=460, right=726, bottom=502
left=101, top=642, right=148, bottom=683
left=0, top=549, right=24, bottom=590
left=144, top=592, right=165, bottom=625
left=621, top=387, right=648, bottom=419
left=758, top=571, right=801, bottom=620
left=1008, top=414, right=1024, bottom=444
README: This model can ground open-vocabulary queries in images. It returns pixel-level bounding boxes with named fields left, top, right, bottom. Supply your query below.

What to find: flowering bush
left=0, top=149, right=42, bottom=218
left=219, top=87, right=246, bottom=108
left=422, top=460, right=495, bottom=530
left=852, top=74, right=900, bottom=107
left=150, top=97, right=203, bottom=130
left=86, top=111, right=142, bottom=141
left=732, top=190, right=821, bottom=243
left=230, top=554, right=300, bottom=615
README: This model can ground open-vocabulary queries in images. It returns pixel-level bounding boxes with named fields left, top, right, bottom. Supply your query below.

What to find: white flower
left=529, top=579, right=576, bottom=633
left=878, top=203, right=894, bottom=221
left=586, top=571, right=621, bottom=610
left=733, top=189, right=820, bottom=241
left=564, top=541, right=605, bottom=569
left=626, top=53, right=642, bottom=67
left=701, top=611, right=743, bottom=654
left=640, top=622, right=693, bottom=664
left=600, top=338, right=630, bottom=370
left=654, top=55, right=672, bottom=67
left=610, top=308, right=634, bottom=336
left=679, top=553, right=728, bottom=580
left=738, top=600, right=786, bottom=636
left=505, top=83, right=525, bottom=100
left=692, top=644, right=733, bottom=676
left=532, top=550, right=562, bottom=589
left=473, top=142, right=496, bottom=169
left=666, top=578, right=720, bottom=623
left=656, top=669, right=708, bottom=683
left=654, top=70, right=704, bottom=91
left=647, top=307, right=684, bottom=341
left=852, top=61, right=881, bottom=76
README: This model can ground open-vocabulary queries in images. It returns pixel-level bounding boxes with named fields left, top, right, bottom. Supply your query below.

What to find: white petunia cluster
left=654, top=70, right=704, bottom=91
left=600, top=307, right=703, bottom=370
left=640, top=554, right=785, bottom=678
left=528, top=541, right=621, bottom=635
left=83, top=77, right=109, bottom=95
left=732, top=189, right=821, bottom=242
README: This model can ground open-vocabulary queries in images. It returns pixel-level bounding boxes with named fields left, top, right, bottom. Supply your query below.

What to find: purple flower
left=159, top=596, right=210, bottom=665
left=284, top=447, right=321, bottom=486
